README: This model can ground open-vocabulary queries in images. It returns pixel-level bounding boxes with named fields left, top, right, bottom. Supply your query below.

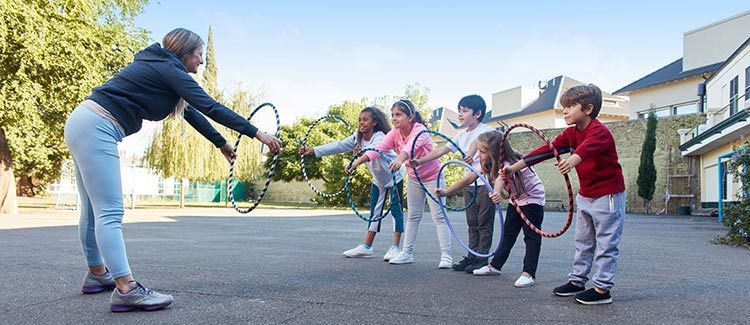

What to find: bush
left=716, top=144, right=750, bottom=247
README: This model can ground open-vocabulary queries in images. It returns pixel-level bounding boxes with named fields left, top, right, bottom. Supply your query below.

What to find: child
left=504, top=84, right=625, bottom=305
left=299, top=107, right=405, bottom=261
left=411, top=95, right=496, bottom=273
left=347, top=99, right=452, bottom=268
left=469, top=132, right=546, bottom=289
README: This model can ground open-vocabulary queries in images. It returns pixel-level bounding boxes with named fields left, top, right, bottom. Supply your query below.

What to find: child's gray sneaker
left=81, top=270, right=116, bottom=294
left=110, top=281, right=173, bottom=312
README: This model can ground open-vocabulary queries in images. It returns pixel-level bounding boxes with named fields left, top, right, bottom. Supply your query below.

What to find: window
left=673, top=102, right=698, bottom=115
left=745, top=66, right=750, bottom=101
left=637, top=106, right=672, bottom=119
left=730, top=76, right=739, bottom=115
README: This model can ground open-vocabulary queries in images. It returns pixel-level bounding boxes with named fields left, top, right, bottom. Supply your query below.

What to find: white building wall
left=628, top=77, right=701, bottom=118
left=683, top=11, right=750, bottom=71
left=706, top=43, right=750, bottom=111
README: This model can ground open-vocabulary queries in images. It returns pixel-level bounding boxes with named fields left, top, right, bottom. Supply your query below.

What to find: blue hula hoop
left=437, top=160, right=505, bottom=258
left=300, top=115, right=353, bottom=198
left=345, top=147, right=400, bottom=223
left=410, top=129, right=477, bottom=211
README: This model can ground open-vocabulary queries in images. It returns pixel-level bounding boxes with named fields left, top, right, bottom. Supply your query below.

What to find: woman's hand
left=409, top=158, right=422, bottom=167
left=220, top=143, right=236, bottom=163
left=434, top=188, right=447, bottom=198
left=256, top=132, right=282, bottom=153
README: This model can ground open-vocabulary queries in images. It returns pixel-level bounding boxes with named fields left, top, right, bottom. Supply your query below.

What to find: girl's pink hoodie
left=365, top=122, right=440, bottom=181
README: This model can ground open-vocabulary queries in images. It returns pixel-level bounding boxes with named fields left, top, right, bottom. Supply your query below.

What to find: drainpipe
left=718, top=151, right=736, bottom=222
left=698, top=72, right=709, bottom=113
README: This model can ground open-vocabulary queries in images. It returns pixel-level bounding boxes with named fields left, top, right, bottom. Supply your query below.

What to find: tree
left=0, top=0, right=148, bottom=212
left=0, top=129, right=17, bottom=214
left=719, top=143, right=750, bottom=246
left=637, top=110, right=657, bottom=213
left=267, top=83, right=439, bottom=207
left=203, top=26, right=221, bottom=102
left=144, top=27, right=262, bottom=207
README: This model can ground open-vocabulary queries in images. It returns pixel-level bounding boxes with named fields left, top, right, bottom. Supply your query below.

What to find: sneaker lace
left=129, top=281, right=153, bottom=295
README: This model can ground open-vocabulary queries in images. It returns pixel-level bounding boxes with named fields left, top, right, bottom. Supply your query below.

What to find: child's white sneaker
left=342, top=244, right=373, bottom=258
left=472, top=265, right=501, bottom=276
left=388, top=252, right=413, bottom=264
left=514, top=274, right=535, bottom=287
left=438, top=255, right=453, bottom=269
left=383, top=246, right=401, bottom=261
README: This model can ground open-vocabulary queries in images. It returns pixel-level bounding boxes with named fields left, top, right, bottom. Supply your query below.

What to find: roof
left=483, top=76, right=570, bottom=122
left=613, top=58, right=724, bottom=94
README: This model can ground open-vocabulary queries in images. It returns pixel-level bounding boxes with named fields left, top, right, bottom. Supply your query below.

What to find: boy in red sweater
left=504, top=84, right=625, bottom=305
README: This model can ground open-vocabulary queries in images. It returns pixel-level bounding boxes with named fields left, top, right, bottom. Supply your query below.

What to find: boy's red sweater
left=524, top=119, right=625, bottom=198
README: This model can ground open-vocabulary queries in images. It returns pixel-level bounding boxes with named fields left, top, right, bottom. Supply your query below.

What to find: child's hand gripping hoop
left=410, top=129, right=477, bottom=211
left=437, top=160, right=504, bottom=258
left=345, top=147, right=400, bottom=222
left=229, top=102, right=281, bottom=214
left=300, top=115, right=354, bottom=198
left=501, top=123, right=574, bottom=238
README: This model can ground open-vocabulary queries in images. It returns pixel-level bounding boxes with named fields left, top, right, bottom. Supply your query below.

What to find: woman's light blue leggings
left=64, top=105, right=131, bottom=278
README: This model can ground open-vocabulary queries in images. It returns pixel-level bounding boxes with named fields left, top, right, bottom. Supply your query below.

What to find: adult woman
left=64, top=28, right=281, bottom=312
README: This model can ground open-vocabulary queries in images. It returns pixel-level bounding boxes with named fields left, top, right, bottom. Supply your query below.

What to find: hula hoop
left=410, top=129, right=477, bottom=211
left=300, top=115, right=354, bottom=198
left=345, top=147, right=400, bottom=222
left=501, top=123, right=574, bottom=238
left=228, top=102, right=281, bottom=214
left=437, top=160, right=504, bottom=258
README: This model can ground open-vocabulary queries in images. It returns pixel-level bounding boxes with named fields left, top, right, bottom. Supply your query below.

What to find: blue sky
left=121, top=1, right=750, bottom=155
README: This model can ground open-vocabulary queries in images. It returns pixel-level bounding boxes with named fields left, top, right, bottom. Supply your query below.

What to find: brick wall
left=505, top=114, right=706, bottom=213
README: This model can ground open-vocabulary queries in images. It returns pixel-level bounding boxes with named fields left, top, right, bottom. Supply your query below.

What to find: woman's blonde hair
left=162, top=28, right=204, bottom=119
left=162, top=28, right=204, bottom=59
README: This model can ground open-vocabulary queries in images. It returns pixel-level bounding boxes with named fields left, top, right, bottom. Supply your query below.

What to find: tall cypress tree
left=637, top=111, right=657, bottom=213
left=145, top=26, right=261, bottom=207
left=203, top=26, right=220, bottom=100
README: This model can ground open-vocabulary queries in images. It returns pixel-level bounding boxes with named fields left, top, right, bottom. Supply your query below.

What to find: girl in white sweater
left=299, top=107, right=405, bottom=260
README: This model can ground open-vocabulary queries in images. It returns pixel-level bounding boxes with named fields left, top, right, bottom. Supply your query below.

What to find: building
left=679, top=35, right=750, bottom=219
left=483, top=75, right=629, bottom=130
left=429, top=106, right=462, bottom=140
left=615, top=11, right=750, bottom=119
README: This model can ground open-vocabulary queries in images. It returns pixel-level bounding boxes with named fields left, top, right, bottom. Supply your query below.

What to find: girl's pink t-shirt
left=502, top=161, right=546, bottom=207
left=365, top=123, right=440, bottom=181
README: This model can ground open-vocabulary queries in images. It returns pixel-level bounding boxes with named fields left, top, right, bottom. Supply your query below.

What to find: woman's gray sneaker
left=110, top=281, right=174, bottom=312
left=81, top=271, right=116, bottom=294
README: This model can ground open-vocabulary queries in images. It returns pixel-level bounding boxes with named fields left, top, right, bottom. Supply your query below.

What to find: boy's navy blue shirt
left=88, top=43, right=258, bottom=147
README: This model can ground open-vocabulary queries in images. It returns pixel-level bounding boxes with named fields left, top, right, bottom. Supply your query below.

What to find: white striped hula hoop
left=228, top=102, right=281, bottom=214
left=300, top=115, right=353, bottom=198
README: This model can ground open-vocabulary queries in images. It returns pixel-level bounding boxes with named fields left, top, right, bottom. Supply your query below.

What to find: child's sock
left=362, top=243, right=372, bottom=249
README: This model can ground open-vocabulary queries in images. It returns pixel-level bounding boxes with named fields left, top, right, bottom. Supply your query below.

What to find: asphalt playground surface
left=1, top=208, right=748, bottom=324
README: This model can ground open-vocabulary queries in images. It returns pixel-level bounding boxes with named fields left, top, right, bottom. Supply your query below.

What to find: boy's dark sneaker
left=452, top=256, right=475, bottom=271
left=553, top=282, right=585, bottom=297
left=575, top=288, right=612, bottom=305
left=464, top=259, right=487, bottom=274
